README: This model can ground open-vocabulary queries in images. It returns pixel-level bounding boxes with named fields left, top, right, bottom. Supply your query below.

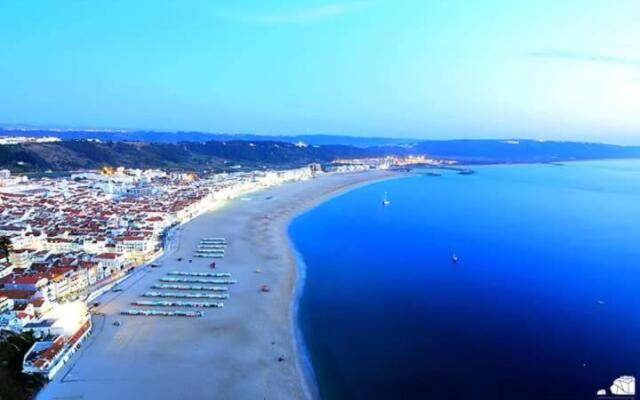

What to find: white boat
left=382, top=192, right=391, bottom=206
left=142, top=291, right=229, bottom=300
left=160, top=277, right=238, bottom=284
left=195, top=254, right=224, bottom=259
left=132, top=300, right=224, bottom=308
left=169, top=271, right=231, bottom=277
left=121, top=309, right=204, bottom=317
left=151, top=284, right=228, bottom=292
left=197, top=250, right=225, bottom=254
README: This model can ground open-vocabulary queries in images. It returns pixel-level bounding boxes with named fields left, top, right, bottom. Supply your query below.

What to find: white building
left=95, top=253, right=126, bottom=278
left=0, top=296, right=14, bottom=313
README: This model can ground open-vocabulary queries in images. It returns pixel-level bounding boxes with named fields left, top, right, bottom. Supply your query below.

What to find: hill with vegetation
left=0, top=137, right=639, bottom=173
left=0, top=140, right=400, bottom=172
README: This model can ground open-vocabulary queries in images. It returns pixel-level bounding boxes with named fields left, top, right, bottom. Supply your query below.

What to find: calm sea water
left=289, top=160, right=640, bottom=400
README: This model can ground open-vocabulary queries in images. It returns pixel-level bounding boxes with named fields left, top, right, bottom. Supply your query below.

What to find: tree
left=0, top=331, right=45, bottom=400
left=0, top=235, right=12, bottom=264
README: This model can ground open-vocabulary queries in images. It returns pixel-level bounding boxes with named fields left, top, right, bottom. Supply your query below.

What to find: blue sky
left=0, top=1, right=639, bottom=143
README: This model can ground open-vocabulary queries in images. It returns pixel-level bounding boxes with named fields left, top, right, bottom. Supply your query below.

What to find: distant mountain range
left=411, top=139, right=640, bottom=163
left=1, top=128, right=639, bottom=172
left=0, top=127, right=414, bottom=147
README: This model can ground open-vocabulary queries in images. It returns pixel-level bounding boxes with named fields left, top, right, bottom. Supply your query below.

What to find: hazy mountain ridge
left=412, top=139, right=640, bottom=163
left=0, top=128, right=414, bottom=147
left=0, top=140, right=394, bottom=172
left=0, top=134, right=639, bottom=173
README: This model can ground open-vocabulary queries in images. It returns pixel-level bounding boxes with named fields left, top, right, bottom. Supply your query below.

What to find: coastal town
left=0, top=154, right=442, bottom=391
left=0, top=164, right=319, bottom=380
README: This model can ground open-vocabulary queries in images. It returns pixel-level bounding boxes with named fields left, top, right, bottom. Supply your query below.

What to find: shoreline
left=283, top=172, right=411, bottom=400
left=37, top=170, right=409, bottom=400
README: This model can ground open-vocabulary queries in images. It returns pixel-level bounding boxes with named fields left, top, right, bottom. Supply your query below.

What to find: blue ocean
left=289, top=160, right=640, bottom=400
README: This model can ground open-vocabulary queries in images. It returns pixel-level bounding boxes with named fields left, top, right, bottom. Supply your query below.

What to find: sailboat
left=382, top=192, right=391, bottom=206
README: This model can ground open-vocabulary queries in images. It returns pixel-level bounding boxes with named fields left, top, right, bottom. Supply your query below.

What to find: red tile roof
left=96, top=253, right=120, bottom=259
left=0, top=290, right=37, bottom=300
left=11, top=275, right=47, bottom=285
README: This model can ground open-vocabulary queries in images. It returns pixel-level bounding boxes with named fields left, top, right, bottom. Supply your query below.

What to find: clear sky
left=1, top=1, right=639, bottom=143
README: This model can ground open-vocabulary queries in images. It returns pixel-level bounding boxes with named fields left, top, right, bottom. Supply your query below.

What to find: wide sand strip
left=38, top=170, right=402, bottom=400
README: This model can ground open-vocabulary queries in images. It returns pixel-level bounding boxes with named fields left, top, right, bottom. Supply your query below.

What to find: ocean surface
left=289, top=160, right=640, bottom=400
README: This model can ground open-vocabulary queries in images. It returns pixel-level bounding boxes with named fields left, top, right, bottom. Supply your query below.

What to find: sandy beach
left=37, top=170, right=404, bottom=400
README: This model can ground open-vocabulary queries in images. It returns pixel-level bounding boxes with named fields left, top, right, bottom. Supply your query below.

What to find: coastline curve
left=284, top=171, right=411, bottom=400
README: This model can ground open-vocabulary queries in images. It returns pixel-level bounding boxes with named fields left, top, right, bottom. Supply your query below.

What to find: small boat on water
left=451, top=253, right=459, bottom=263
left=382, top=192, right=391, bottom=206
